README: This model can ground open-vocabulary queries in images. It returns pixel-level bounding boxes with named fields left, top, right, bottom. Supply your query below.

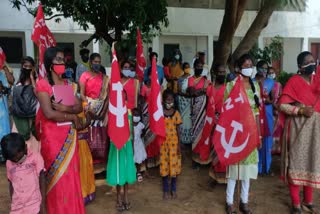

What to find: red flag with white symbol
left=148, top=56, right=166, bottom=145
left=212, top=77, right=259, bottom=165
left=0, top=47, right=6, bottom=69
left=193, top=89, right=215, bottom=161
left=136, top=28, right=146, bottom=82
left=31, top=3, right=56, bottom=78
left=108, top=50, right=130, bottom=150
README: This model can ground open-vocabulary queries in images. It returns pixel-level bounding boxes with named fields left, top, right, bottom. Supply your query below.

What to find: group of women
left=1, top=45, right=320, bottom=214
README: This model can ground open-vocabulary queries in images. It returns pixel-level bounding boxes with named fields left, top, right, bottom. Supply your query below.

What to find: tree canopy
left=10, top=0, right=169, bottom=47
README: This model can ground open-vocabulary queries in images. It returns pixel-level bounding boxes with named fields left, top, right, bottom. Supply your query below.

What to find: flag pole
left=237, top=162, right=240, bottom=213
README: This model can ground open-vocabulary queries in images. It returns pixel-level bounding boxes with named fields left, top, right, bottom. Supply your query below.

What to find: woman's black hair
left=132, top=107, right=142, bottom=116
left=0, top=133, right=26, bottom=161
left=162, top=89, right=175, bottom=102
left=237, top=54, right=260, bottom=108
left=193, top=58, right=202, bottom=69
left=44, top=47, right=64, bottom=86
left=182, top=62, right=190, bottom=70
left=19, top=56, right=35, bottom=85
left=89, top=53, right=101, bottom=62
left=297, top=51, right=312, bottom=68
left=121, top=60, right=131, bottom=69
left=256, top=60, right=268, bottom=69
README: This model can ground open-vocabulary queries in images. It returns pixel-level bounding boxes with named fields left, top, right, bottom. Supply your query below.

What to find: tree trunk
left=211, top=0, right=247, bottom=75
left=229, top=0, right=279, bottom=69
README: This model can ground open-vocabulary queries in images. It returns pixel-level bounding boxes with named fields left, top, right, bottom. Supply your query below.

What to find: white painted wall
left=282, top=38, right=302, bottom=73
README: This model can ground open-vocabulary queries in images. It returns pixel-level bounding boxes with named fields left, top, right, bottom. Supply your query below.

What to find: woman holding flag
left=221, top=54, right=262, bottom=214
left=279, top=51, right=320, bottom=214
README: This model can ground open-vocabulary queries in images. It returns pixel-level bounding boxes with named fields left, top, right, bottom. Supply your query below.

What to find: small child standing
left=160, top=89, right=182, bottom=200
left=0, top=133, right=46, bottom=214
left=132, top=108, right=147, bottom=182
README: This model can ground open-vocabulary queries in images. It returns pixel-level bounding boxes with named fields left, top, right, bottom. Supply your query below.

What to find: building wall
left=282, top=38, right=302, bottom=73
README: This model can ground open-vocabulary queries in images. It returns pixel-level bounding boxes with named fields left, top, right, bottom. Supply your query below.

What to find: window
left=0, top=37, right=23, bottom=64
left=164, top=44, right=180, bottom=60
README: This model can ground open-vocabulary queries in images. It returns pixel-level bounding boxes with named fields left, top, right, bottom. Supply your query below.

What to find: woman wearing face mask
left=255, top=60, right=275, bottom=176
left=279, top=51, right=320, bottom=214
left=267, top=67, right=282, bottom=154
left=79, top=53, right=109, bottom=165
left=225, top=54, right=262, bottom=214
left=11, top=56, right=39, bottom=152
left=208, top=64, right=228, bottom=184
left=168, top=49, right=184, bottom=94
left=177, top=62, right=192, bottom=145
left=187, top=59, right=211, bottom=168
left=121, top=61, right=140, bottom=110
left=35, top=47, right=85, bottom=214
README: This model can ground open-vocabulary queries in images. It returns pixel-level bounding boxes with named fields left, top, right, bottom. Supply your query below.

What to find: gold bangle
left=298, top=107, right=304, bottom=115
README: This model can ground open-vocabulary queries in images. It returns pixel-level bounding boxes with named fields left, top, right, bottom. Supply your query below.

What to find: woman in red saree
left=36, top=47, right=85, bottom=214
left=279, top=51, right=320, bottom=214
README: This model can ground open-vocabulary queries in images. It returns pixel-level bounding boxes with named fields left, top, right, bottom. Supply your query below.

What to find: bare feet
left=163, top=192, right=169, bottom=200
left=171, top=191, right=177, bottom=199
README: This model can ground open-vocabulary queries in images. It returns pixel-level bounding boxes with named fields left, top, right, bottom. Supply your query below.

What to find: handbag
left=11, top=85, right=37, bottom=117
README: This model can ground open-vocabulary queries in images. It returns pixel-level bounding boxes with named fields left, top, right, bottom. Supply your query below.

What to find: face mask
left=52, top=64, right=66, bottom=75
left=201, top=69, right=209, bottom=77
left=122, top=69, right=131, bottom=77
left=63, top=68, right=73, bottom=79
left=165, top=102, right=174, bottom=109
left=302, top=63, right=316, bottom=75
left=16, top=154, right=27, bottom=164
left=241, top=68, right=253, bottom=77
left=81, top=56, right=89, bottom=63
left=91, top=64, right=101, bottom=72
left=21, top=68, right=32, bottom=76
left=184, top=68, right=191, bottom=74
left=133, top=116, right=141, bottom=123
left=128, top=71, right=136, bottom=78
left=268, top=73, right=276, bottom=79
left=175, top=54, right=180, bottom=60
left=194, top=68, right=203, bottom=76
left=216, top=75, right=226, bottom=84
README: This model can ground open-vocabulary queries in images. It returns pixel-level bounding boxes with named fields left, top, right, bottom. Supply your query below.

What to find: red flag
left=136, top=28, right=146, bottom=82
left=259, top=85, right=270, bottom=137
left=0, top=47, right=6, bottom=69
left=212, top=77, right=259, bottom=166
left=32, top=3, right=56, bottom=78
left=108, top=50, right=130, bottom=150
left=193, top=90, right=215, bottom=161
left=148, top=56, right=166, bottom=145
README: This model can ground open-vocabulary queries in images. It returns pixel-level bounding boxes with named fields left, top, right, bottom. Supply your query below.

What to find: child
left=160, top=89, right=182, bottom=200
left=132, top=108, right=147, bottom=182
left=0, top=133, right=46, bottom=214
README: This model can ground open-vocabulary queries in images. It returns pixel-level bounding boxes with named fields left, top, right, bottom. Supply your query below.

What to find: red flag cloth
left=259, top=84, right=270, bottom=137
left=0, top=47, right=6, bottom=69
left=31, top=3, right=56, bottom=78
left=108, top=51, right=130, bottom=150
left=136, top=28, right=146, bottom=82
left=148, top=56, right=166, bottom=146
left=212, top=77, right=259, bottom=166
left=193, top=88, right=215, bottom=161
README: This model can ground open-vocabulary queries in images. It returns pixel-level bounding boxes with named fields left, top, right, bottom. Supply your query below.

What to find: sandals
left=225, top=203, right=237, bottom=214
left=137, top=172, right=143, bottom=182
left=302, top=203, right=318, bottom=214
left=290, top=206, right=302, bottom=214
left=239, top=202, right=252, bottom=214
left=116, top=202, right=125, bottom=212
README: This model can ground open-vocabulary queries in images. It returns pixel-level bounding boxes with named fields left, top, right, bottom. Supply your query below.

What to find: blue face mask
left=91, top=64, right=101, bottom=72
left=128, top=71, right=136, bottom=78
left=122, top=69, right=131, bottom=77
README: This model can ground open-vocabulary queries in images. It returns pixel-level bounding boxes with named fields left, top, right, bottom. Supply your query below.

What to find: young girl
left=160, top=89, right=182, bottom=200
left=1, top=133, right=46, bottom=214
left=132, top=108, right=147, bottom=182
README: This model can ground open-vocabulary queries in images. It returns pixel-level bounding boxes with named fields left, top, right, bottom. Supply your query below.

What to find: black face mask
left=194, top=68, right=203, bottom=76
left=81, top=56, right=89, bottom=63
left=21, top=68, right=32, bottom=76
left=215, top=74, right=226, bottom=84
left=303, top=63, right=316, bottom=75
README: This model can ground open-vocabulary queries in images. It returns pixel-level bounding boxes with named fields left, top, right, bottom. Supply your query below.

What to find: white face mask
left=128, top=71, right=136, bottom=78
left=122, top=69, right=131, bottom=77
left=268, top=73, right=276, bottom=79
left=201, top=68, right=209, bottom=77
left=241, top=68, right=253, bottom=77
left=133, top=116, right=141, bottom=123
left=175, top=54, right=180, bottom=60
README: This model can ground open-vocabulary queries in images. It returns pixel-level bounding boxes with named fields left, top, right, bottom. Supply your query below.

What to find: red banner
left=148, top=56, right=166, bottom=145
left=193, top=90, right=215, bottom=161
left=0, top=47, right=6, bottom=69
left=108, top=50, right=130, bottom=150
left=31, top=3, right=56, bottom=78
left=212, top=77, right=259, bottom=165
left=136, top=28, right=146, bottom=82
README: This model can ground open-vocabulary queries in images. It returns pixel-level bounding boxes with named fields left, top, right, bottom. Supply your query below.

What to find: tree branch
left=80, top=33, right=98, bottom=48
left=45, top=13, right=64, bottom=20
